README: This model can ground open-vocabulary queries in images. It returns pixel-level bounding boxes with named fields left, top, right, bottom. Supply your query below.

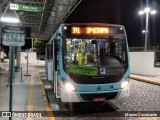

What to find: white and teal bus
left=45, top=23, right=130, bottom=102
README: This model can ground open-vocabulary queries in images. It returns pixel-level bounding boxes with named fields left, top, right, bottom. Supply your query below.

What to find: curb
left=130, top=75, right=160, bottom=86
left=39, top=75, right=55, bottom=120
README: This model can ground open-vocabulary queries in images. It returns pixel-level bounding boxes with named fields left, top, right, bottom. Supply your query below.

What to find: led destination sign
left=72, top=27, right=109, bottom=35
left=63, top=25, right=125, bottom=37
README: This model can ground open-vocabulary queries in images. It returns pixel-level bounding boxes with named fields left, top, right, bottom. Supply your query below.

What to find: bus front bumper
left=114, top=82, right=130, bottom=100
left=60, top=84, right=130, bottom=102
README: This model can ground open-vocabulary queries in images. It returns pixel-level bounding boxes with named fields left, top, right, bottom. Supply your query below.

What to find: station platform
left=0, top=63, right=54, bottom=120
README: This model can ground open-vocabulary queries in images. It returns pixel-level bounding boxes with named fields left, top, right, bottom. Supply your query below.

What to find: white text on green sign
left=10, top=4, right=44, bottom=13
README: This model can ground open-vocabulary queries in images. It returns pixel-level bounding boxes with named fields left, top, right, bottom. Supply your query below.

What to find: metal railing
left=129, top=46, right=160, bottom=52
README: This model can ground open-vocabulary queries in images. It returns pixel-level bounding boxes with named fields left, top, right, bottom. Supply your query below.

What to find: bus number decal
left=72, top=27, right=81, bottom=34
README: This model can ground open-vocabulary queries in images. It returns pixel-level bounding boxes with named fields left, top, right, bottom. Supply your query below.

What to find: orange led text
left=72, top=27, right=81, bottom=34
left=86, top=27, right=109, bottom=34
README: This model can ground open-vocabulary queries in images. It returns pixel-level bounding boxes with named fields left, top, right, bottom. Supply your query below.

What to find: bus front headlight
left=121, top=81, right=129, bottom=89
left=65, top=82, right=75, bottom=92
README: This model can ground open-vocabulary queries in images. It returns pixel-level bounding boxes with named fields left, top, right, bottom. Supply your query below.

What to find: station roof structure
left=0, top=0, right=81, bottom=40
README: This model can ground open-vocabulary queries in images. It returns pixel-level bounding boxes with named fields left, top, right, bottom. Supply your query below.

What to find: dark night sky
left=65, top=0, right=160, bottom=47
left=3, top=0, right=160, bottom=51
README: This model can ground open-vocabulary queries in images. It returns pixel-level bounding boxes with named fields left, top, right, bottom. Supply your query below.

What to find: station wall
left=130, top=52, right=160, bottom=76
left=21, top=52, right=37, bottom=64
left=20, top=52, right=45, bottom=65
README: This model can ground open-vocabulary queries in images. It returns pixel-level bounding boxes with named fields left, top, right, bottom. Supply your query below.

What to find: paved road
left=44, top=78, right=160, bottom=120
left=112, top=79, right=160, bottom=111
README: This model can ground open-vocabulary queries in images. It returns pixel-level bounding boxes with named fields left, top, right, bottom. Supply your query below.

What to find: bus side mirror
left=55, top=39, right=60, bottom=51
left=56, top=33, right=61, bottom=40
left=54, top=33, right=60, bottom=51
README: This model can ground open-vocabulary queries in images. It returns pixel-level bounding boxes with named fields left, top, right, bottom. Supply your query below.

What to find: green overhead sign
left=10, top=3, right=44, bottom=13
left=2, top=26, right=26, bottom=46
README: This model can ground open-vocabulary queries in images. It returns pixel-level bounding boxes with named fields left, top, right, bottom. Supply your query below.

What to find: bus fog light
left=121, top=81, right=129, bottom=89
left=65, top=83, right=75, bottom=92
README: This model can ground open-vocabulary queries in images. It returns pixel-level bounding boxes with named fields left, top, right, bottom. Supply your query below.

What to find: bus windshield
left=63, top=38, right=127, bottom=76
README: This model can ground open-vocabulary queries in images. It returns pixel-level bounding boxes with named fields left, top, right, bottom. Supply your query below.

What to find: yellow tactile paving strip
left=26, top=72, right=55, bottom=120
left=40, top=76, right=55, bottom=120
left=26, top=73, right=34, bottom=120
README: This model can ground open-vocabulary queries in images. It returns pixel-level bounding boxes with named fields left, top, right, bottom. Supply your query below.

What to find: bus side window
left=51, top=41, right=53, bottom=59
left=47, top=45, right=52, bottom=60
left=47, top=46, right=49, bottom=60
left=54, top=39, right=60, bottom=71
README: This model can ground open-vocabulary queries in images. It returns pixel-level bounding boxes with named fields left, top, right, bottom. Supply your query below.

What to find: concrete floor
left=0, top=64, right=49, bottom=120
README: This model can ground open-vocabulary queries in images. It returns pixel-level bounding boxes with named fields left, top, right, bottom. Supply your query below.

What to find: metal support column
left=32, top=38, right=34, bottom=52
left=0, top=4, right=2, bottom=74
left=24, top=51, right=31, bottom=76
left=9, top=46, right=15, bottom=79
left=9, top=46, right=15, bottom=120
left=144, top=12, right=149, bottom=52
left=9, top=46, right=11, bottom=72
left=15, top=46, right=21, bottom=72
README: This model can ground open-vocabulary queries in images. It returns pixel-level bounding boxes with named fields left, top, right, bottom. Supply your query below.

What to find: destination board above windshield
left=72, top=27, right=109, bottom=35
left=63, top=25, right=125, bottom=37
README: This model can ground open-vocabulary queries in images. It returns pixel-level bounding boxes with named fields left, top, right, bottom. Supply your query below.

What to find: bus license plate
left=93, top=97, right=105, bottom=102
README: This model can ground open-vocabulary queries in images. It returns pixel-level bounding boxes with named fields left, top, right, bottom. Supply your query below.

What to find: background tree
left=33, top=38, right=47, bottom=55
left=33, top=38, right=47, bottom=60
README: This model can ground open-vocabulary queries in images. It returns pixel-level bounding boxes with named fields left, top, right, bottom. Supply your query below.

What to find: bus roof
left=61, top=23, right=124, bottom=28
